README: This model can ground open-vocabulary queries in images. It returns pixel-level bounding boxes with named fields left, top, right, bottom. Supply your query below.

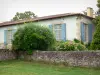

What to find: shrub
left=12, top=23, right=56, bottom=52
left=56, top=41, right=87, bottom=51
left=75, top=43, right=87, bottom=51
left=85, top=43, right=91, bottom=50
left=74, top=38, right=80, bottom=43
left=74, top=38, right=84, bottom=45
left=59, top=41, right=75, bottom=51
left=49, top=41, right=65, bottom=51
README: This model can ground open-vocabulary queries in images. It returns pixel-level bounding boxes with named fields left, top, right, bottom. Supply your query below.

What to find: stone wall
left=19, top=51, right=100, bottom=67
left=0, top=50, right=100, bottom=67
left=0, top=49, right=16, bottom=61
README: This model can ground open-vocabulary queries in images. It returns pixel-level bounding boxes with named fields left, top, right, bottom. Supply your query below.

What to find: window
left=53, top=24, right=62, bottom=41
left=49, top=23, right=66, bottom=41
left=7, top=30, right=13, bottom=44
left=5, top=29, right=16, bottom=44
left=84, top=23, right=88, bottom=42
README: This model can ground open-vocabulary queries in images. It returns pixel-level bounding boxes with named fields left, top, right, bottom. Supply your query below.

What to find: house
left=0, top=7, right=95, bottom=49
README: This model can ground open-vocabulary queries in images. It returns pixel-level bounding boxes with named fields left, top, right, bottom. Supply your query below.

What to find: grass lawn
left=0, top=60, right=100, bottom=75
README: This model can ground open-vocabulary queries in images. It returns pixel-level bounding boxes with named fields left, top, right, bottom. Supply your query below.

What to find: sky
left=0, top=0, right=98, bottom=22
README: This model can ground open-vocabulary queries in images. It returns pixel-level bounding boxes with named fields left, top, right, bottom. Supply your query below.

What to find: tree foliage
left=97, top=0, right=100, bottom=8
left=12, top=23, right=55, bottom=52
left=90, top=0, right=100, bottom=50
left=93, top=16, right=100, bottom=25
left=97, top=0, right=100, bottom=15
left=11, top=11, right=37, bottom=21
left=90, top=19, right=100, bottom=50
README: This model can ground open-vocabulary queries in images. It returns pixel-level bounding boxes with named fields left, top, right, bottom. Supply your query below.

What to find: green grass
left=0, top=60, right=100, bottom=75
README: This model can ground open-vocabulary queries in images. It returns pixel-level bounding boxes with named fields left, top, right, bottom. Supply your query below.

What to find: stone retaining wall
left=0, top=49, right=16, bottom=61
left=19, top=51, right=100, bottom=67
left=0, top=49, right=100, bottom=67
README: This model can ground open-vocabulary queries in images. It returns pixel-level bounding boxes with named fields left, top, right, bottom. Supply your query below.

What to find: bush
left=12, top=23, right=56, bottom=52
left=55, top=41, right=87, bottom=51
left=74, top=38, right=84, bottom=45
left=49, top=41, right=65, bottom=51
left=59, top=41, right=75, bottom=51
left=74, top=38, right=80, bottom=43
left=85, top=43, right=91, bottom=50
left=75, top=43, right=87, bottom=51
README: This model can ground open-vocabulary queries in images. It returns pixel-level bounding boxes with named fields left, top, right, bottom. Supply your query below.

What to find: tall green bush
left=90, top=19, right=100, bottom=50
left=90, top=0, right=100, bottom=50
left=12, top=23, right=55, bottom=52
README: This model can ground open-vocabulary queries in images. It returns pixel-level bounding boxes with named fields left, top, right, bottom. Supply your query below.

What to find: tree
left=90, top=0, right=100, bottom=50
left=97, top=0, right=100, bottom=15
left=11, top=11, right=37, bottom=21
left=90, top=19, right=100, bottom=50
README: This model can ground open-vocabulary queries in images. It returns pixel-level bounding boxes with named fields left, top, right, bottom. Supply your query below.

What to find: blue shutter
left=49, top=24, right=53, bottom=32
left=81, top=22, right=85, bottom=42
left=88, top=24, right=92, bottom=42
left=61, top=23, right=66, bottom=41
left=4, top=30, right=7, bottom=45
left=49, top=24, right=53, bottom=31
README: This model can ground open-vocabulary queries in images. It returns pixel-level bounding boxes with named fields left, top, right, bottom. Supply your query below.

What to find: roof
left=0, top=13, right=94, bottom=27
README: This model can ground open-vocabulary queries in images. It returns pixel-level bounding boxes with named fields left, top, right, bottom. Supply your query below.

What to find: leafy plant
left=12, top=23, right=56, bottom=53
left=74, top=38, right=84, bottom=45
left=74, top=38, right=80, bottom=43
left=55, top=41, right=87, bottom=51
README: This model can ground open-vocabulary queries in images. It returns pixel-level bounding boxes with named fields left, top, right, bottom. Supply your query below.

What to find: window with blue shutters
left=4, top=29, right=17, bottom=44
left=49, top=23, right=66, bottom=41
left=54, top=24, right=62, bottom=41
left=81, top=22, right=89, bottom=42
left=84, top=23, right=88, bottom=42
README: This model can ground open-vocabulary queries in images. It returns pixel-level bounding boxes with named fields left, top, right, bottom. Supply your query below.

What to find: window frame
left=52, top=23, right=63, bottom=41
left=6, top=29, right=16, bottom=44
left=83, top=23, right=88, bottom=42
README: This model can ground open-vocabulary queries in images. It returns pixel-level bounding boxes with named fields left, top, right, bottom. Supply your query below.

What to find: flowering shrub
left=55, top=41, right=87, bottom=51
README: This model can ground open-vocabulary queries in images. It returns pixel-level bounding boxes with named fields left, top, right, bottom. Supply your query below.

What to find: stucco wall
left=19, top=51, right=100, bottom=67
left=37, top=16, right=77, bottom=40
left=0, top=16, right=77, bottom=46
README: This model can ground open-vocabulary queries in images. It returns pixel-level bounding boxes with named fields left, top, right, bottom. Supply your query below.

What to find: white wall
left=37, top=16, right=77, bottom=40
left=0, top=16, right=77, bottom=44
left=81, top=17, right=93, bottom=24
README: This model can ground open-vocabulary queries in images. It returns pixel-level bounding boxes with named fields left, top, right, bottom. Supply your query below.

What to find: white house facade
left=0, top=7, right=95, bottom=49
